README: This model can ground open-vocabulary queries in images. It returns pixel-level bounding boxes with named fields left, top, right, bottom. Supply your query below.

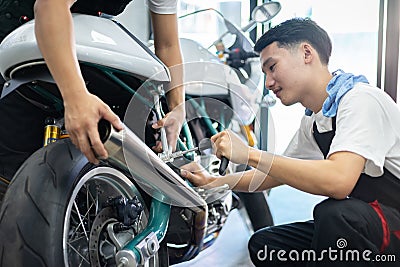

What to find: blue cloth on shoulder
left=305, top=69, right=369, bottom=117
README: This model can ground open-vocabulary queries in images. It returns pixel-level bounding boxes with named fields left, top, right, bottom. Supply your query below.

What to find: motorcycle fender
left=1, top=67, right=54, bottom=99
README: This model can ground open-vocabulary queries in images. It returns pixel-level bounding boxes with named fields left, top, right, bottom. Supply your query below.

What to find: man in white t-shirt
left=182, top=18, right=400, bottom=266
left=0, top=0, right=184, bottom=201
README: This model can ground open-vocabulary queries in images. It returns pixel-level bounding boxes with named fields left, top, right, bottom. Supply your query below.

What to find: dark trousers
left=248, top=198, right=400, bottom=266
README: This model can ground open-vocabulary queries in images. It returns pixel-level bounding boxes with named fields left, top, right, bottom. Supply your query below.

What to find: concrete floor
left=172, top=208, right=254, bottom=267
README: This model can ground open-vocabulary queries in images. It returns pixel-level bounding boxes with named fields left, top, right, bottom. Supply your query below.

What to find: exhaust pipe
left=98, top=120, right=207, bottom=261
left=98, top=119, right=207, bottom=212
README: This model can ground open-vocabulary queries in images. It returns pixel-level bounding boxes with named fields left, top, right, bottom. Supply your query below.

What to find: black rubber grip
left=219, top=156, right=229, bottom=175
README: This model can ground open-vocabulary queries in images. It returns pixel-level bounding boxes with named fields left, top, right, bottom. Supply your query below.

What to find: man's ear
left=302, top=43, right=313, bottom=64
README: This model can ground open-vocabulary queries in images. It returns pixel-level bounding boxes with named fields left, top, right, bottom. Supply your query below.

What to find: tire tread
left=23, top=177, right=50, bottom=226
left=16, top=223, right=48, bottom=267
left=0, top=140, right=86, bottom=266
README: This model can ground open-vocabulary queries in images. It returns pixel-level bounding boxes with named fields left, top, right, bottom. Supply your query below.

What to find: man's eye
left=269, top=63, right=276, bottom=71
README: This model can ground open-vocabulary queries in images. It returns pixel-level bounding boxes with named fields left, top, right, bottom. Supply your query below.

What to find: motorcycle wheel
left=0, top=139, right=163, bottom=267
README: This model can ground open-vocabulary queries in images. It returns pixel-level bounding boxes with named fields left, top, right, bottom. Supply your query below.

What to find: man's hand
left=64, top=92, right=123, bottom=164
left=152, top=105, right=185, bottom=153
left=211, top=130, right=251, bottom=165
left=180, top=161, right=216, bottom=188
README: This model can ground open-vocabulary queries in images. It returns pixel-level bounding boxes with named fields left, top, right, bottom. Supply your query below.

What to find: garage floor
left=172, top=208, right=254, bottom=267
left=172, top=186, right=325, bottom=267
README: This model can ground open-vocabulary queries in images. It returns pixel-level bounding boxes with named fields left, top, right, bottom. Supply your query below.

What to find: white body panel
left=180, top=38, right=219, bottom=64
left=180, top=38, right=230, bottom=96
left=0, top=14, right=170, bottom=82
left=180, top=38, right=260, bottom=125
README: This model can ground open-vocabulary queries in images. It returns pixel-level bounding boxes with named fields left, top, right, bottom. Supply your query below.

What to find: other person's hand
left=152, top=105, right=185, bottom=153
left=64, top=92, right=123, bottom=164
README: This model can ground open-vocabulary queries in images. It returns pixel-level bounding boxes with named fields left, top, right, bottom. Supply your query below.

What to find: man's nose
left=265, top=75, right=275, bottom=89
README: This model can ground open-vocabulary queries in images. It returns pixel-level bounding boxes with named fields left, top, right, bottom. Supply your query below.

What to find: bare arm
left=150, top=12, right=184, bottom=109
left=34, top=0, right=122, bottom=163
left=212, top=130, right=366, bottom=199
left=34, top=0, right=84, bottom=104
left=248, top=149, right=365, bottom=199
left=150, top=12, right=185, bottom=152
left=181, top=163, right=283, bottom=192
left=213, top=169, right=283, bottom=192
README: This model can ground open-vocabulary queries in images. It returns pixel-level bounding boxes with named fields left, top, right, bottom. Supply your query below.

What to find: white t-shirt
left=284, top=82, right=400, bottom=179
left=147, top=0, right=177, bottom=14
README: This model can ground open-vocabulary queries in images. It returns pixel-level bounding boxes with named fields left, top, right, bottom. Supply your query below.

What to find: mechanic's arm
left=212, top=130, right=366, bottom=199
left=181, top=162, right=283, bottom=191
left=34, top=0, right=122, bottom=163
left=34, top=0, right=83, bottom=99
left=249, top=150, right=365, bottom=199
left=150, top=12, right=185, bottom=151
left=150, top=12, right=184, bottom=110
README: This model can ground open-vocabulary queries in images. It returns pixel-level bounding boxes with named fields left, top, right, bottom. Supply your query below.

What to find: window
left=267, top=0, right=380, bottom=154
left=178, top=0, right=251, bottom=51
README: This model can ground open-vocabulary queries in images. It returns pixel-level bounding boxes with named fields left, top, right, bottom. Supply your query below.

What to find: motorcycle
left=177, top=2, right=280, bottom=231
left=0, top=2, right=280, bottom=266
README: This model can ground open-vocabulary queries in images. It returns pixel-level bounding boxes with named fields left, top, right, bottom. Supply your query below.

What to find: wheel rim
left=63, top=166, right=158, bottom=266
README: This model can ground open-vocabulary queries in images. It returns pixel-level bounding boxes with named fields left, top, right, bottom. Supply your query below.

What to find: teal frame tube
left=187, top=97, right=218, bottom=135
left=122, top=198, right=171, bottom=262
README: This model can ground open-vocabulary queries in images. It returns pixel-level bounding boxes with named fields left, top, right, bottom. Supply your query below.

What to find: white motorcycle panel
left=0, top=14, right=170, bottom=82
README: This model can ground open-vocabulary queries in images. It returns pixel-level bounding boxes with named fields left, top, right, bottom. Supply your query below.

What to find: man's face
left=260, top=42, right=306, bottom=106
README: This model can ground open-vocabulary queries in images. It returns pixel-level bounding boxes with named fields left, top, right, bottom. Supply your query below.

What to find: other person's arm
left=34, top=0, right=123, bottom=164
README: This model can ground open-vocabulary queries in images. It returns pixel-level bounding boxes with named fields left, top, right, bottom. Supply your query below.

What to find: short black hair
left=254, top=18, right=332, bottom=65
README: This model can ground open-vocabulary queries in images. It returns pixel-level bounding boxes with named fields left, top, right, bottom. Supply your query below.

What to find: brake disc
left=89, top=207, right=118, bottom=266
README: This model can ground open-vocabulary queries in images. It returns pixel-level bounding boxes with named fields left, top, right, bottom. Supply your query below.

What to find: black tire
left=0, top=139, right=162, bottom=267
left=236, top=191, right=274, bottom=231
left=0, top=179, right=7, bottom=206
